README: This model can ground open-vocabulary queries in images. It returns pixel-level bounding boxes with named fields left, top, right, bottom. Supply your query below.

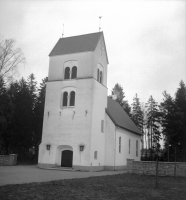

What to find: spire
left=62, top=24, right=64, bottom=38
left=99, top=16, right=102, bottom=32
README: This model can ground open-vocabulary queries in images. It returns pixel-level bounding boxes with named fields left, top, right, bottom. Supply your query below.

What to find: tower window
left=64, top=67, right=70, bottom=79
left=129, top=139, right=130, bottom=154
left=119, top=137, right=121, bottom=153
left=101, top=120, right=104, bottom=133
left=94, top=151, right=97, bottom=159
left=97, top=64, right=103, bottom=84
left=97, top=69, right=100, bottom=81
left=62, top=89, right=76, bottom=108
left=70, top=91, right=75, bottom=106
left=100, top=71, right=102, bottom=83
left=136, top=140, right=138, bottom=157
left=63, top=92, right=68, bottom=106
left=71, top=66, right=77, bottom=79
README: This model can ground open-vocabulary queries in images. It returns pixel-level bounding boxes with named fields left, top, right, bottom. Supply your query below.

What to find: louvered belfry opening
left=70, top=91, right=75, bottom=106
left=64, top=67, right=70, bottom=79
left=63, top=92, right=68, bottom=106
left=71, top=66, right=77, bottom=79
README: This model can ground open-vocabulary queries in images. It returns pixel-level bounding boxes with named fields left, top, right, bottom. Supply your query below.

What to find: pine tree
left=33, top=77, right=48, bottom=159
left=0, top=78, right=13, bottom=154
left=26, top=73, right=38, bottom=157
left=10, top=78, right=33, bottom=159
left=160, top=89, right=184, bottom=162
left=160, top=81, right=186, bottom=161
left=111, top=83, right=131, bottom=116
left=174, top=81, right=186, bottom=161
left=27, top=73, right=37, bottom=111
left=131, top=94, right=144, bottom=152
left=131, top=93, right=143, bottom=130
left=145, top=95, right=161, bottom=160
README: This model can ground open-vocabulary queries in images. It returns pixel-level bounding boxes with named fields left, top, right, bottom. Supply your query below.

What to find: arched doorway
left=61, top=150, right=73, bottom=167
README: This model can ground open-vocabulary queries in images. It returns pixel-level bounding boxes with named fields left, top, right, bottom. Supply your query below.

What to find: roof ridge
left=59, top=31, right=102, bottom=40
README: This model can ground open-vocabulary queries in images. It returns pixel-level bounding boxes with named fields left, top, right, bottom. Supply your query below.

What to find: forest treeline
left=112, top=82, right=186, bottom=162
left=0, top=74, right=47, bottom=160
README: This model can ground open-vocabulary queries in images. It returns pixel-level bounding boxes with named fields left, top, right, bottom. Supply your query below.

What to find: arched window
left=119, top=137, right=121, bottom=153
left=136, top=140, right=138, bottom=157
left=100, top=71, right=102, bottom=83
left=64, top=67, right=70, bottom=79
left=97, top=64, right=103, bottom=84
left=63, top=92, right=68, bottom=106
left=97, top=69, right=100, bottom=81
left=71, top=66, right=77, bottom=79
left=70, top=91, right=75, bottom=106
left=101, top=120, right=104, bottom=133
left=94, top=151, right=97, bottom=159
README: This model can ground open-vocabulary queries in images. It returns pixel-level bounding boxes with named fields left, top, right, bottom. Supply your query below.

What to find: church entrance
left=61, top=150, right=73, bottom=167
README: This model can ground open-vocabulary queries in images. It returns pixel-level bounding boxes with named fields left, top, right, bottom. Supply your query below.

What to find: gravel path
left=0, top=165, right=127, bottom=186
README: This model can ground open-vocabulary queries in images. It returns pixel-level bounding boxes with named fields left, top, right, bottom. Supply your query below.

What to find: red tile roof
left=49, top=32, right=102, bottom=56
left=106, top=97, right=142, bottom=135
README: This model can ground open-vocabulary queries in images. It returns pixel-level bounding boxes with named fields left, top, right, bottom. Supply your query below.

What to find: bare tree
left=0, top=37, right=25, bottom=83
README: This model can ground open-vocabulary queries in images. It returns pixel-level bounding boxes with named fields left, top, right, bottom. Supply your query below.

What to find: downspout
left=114, top=126, right=117, bottom=171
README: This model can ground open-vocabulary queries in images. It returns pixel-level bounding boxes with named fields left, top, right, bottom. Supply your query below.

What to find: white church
left=38, top=32, right=141, bottom=171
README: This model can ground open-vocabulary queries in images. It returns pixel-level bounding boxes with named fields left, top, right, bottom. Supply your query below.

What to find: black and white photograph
left=0, top=0, right=186, bottom=199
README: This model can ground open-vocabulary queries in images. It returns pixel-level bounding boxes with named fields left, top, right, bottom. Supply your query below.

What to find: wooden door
left=61, top=150, right=73, bottom=167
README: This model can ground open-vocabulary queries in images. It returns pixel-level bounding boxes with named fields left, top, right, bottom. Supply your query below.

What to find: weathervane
left=62, top=24, right=64, bottom=38
left=99, top=16, right=102, bottom=32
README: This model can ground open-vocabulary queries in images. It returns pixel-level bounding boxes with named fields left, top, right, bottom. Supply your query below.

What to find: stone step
left=50, top=167, right=75, bottom=171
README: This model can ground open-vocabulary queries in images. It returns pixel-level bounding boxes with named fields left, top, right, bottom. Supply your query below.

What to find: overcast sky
left=0, top=0, right=185, bottom=105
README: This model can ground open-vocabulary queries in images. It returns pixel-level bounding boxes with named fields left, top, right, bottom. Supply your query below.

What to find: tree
left=111, top=83, right=131, bottom=116
left=33, top=77, right=48, bottom=159
left=161, top=81, right=186, bottom=161
left=10, top=78, right=33, bottom=159
left=175, top=80, right=186, bottom=161
left=0, top=37, right=25, bottom=83
left=131, top=93, right=143, bottom=130
left=160, top=91, right=176, bottom=161
left=27, top=73, right=37, bottom=108
left=27, top=73, right=37, bottom=131
left=0, top=78, right=13, bottom=154
left=131, top=93, right=144, bottom=151
left=145, top=95, right=161, bottom=160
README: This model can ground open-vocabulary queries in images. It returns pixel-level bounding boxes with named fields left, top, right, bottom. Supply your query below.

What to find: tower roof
left=106, top=97, right=142, bottom=135
left=49, top=32, right=108, bottom=60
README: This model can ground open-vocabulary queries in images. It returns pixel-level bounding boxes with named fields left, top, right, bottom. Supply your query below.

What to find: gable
left=94, top=33, right=109, bottom=64
left=106, top=97, right=141, bottom=135
left=49, top=32, right=102, bottom=57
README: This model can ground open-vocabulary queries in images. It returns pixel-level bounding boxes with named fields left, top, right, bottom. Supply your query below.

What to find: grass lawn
left=0, top=173, right=186, bottom=200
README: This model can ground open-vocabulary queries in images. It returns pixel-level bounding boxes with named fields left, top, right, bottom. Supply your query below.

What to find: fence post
left=155, top=156, right=159, bottom=188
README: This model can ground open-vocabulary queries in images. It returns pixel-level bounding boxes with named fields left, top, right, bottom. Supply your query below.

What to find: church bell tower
left=38, top=32, right=109, bottom=171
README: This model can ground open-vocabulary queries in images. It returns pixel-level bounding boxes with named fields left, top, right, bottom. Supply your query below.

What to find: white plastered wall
left=115, top=127, right=141, bottom=166
left=48, top=52, right=94, bottom=81
left=90, top=80, right=107, bottom=167
left=89, top=35, right=108, bottom=167
left=39, top=51, right=96, bottom=167
left=104, top=113, right=115, bottom=167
